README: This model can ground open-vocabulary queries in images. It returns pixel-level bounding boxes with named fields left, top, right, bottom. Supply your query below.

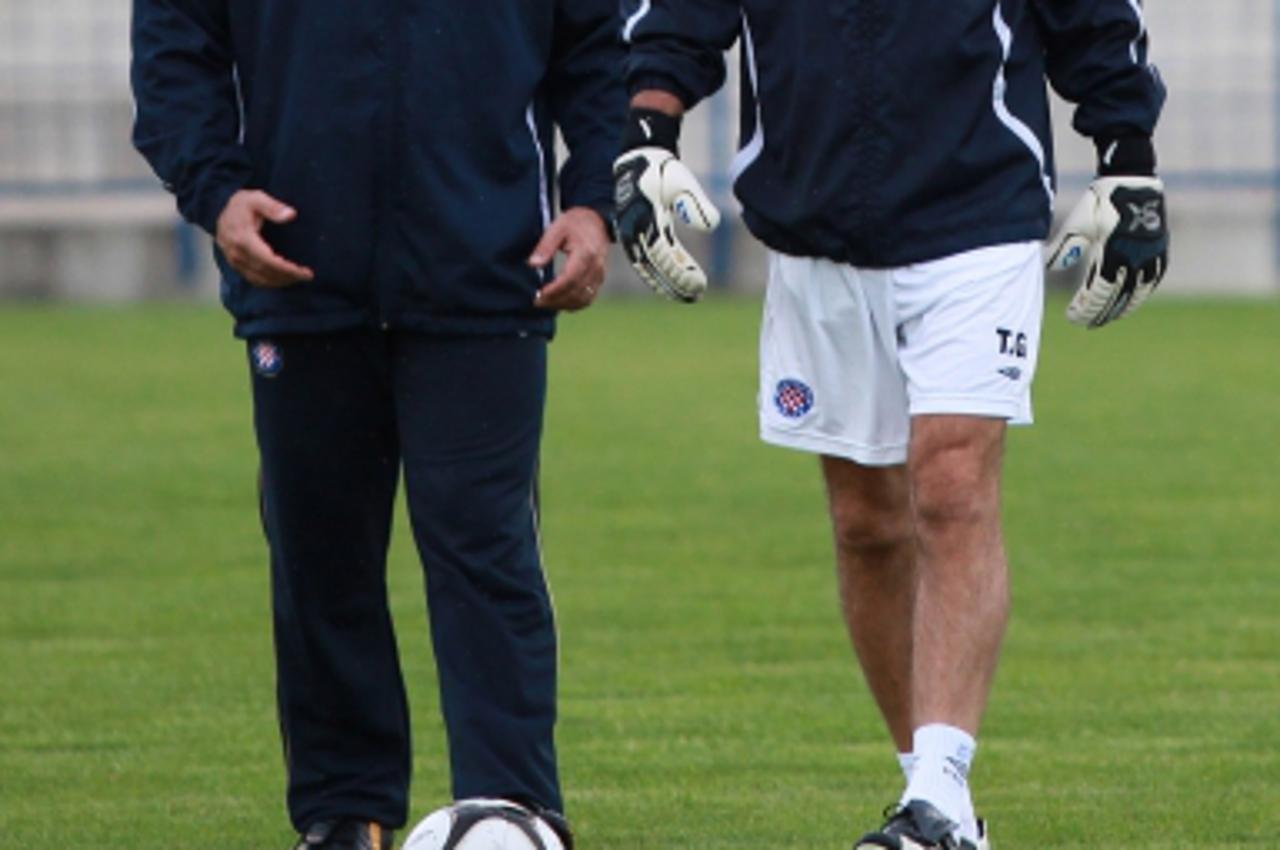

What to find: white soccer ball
left=403, top=799, right=565, bottom=850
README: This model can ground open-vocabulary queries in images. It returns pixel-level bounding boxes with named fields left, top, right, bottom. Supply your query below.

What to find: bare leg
left=821, top=456, right=916, bottom=752
left=907, top=415, right=1010, bottom=734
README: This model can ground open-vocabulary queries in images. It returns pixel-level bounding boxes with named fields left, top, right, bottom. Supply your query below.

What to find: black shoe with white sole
left=854, top=800, right=977, bottom=850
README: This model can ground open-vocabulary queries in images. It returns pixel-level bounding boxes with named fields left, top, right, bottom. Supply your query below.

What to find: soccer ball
left=403, top=799, right=565, bottom=850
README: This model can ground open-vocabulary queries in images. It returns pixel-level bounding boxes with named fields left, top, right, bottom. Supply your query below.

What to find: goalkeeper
left=616, top=2, right=1167, bottom=849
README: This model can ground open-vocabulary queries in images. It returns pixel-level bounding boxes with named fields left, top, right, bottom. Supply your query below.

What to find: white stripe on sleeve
left=729, top=12, right=764, bottom=184
left=991, top=2, right=1054, bottom=206
left=623, top=0, right=652, bottom=43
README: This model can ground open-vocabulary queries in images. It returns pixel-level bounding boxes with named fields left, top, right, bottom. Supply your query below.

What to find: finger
left=536, top=286, right=596, bottom=312
left=661, top=159, right=721, bottom=230
left=250, top=254, right=313, bottom=285
left=255, top=254, right=315, bottom=286
left=247, top=190, right=299, bottom=225
left=1149, top=254, right=1167, bottom=286
left=1066, top=265, right=1114, bottom=327
left=640, top=237, right=702, bottom=303
left=1045, top=187, right=1100, bottom=275
left=1125, top=269, right=1158, bottom=317
left=1098, top=267, right=1134, bottom=326
left=626, top=247, right=663, bottom=297
left=1114, top=267, right=1148, bottom=321
left=528, top=220, right=567, bottom=268
left=237, top=263, right=280, bottom=288
left=245, top=262, right=307, bottom=288
left=547, top=245, right=600, bottom=292
left=1136, top=261, right=1155, bottom=291
left=1131, top=266, right=1147, bottom=295
left=555, top=283, right=599, bottom=314
left=650, top=230, right=707, bottom=299
left=535, top=253, right=592, bottom=309
left=239, top=255, right=303, bottom=288
left=233, top=229, right=314, bottom=285
left=1045, top=233, right=1091, bottom=276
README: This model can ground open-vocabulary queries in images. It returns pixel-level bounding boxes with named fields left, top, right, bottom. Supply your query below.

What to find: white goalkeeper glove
left=613, top=109, right=720, bottom=302
left=1046, top=138, right=1168, bottom=328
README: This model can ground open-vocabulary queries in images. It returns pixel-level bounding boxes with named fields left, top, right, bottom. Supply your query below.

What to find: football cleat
left=293, top=819, right=394, bottom=850
left=854, top=800, right=978, bottom=850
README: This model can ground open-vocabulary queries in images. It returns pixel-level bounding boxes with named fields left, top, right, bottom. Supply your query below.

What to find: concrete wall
left=0, top=195, right=217, bottom=300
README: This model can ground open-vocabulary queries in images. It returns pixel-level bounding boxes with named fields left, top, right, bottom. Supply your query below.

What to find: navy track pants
left=247, top=331, right=561, bottom=831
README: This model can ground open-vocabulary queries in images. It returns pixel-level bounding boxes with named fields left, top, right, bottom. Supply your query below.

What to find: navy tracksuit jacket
left=133, top=0, right=622, bottom=339
left=131, top=0, right=625, bottom=834
left=622, top=0, right=1166, bottom=267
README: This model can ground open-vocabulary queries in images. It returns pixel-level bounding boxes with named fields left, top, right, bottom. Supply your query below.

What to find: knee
left=909, top=417, right=1005, bottom=533
left=910, top=448, right=1000, bottom=538
left=830, top=501, right=914, bottom=561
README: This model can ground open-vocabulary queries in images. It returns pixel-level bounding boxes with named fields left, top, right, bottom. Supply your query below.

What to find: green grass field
left=1, top=295, right=1277, bottom=848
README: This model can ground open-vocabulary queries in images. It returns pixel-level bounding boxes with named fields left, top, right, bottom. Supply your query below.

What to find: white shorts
left=759, top=241, right=1044, bottom=466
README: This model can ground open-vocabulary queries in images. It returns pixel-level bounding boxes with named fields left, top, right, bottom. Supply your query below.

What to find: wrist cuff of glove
left=1095, top=136, right=1157, bottom=177
left=621, top=108, right=682, bottom=155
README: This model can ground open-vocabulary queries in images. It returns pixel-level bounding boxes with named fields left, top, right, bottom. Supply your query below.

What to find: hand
left=1046, top=176, right=1168, bottom=328
left=613, top=146, right=720, bottom=302
left=215, top=190, right=315, bottom=288
left=530, top=207, right=610, bottom=312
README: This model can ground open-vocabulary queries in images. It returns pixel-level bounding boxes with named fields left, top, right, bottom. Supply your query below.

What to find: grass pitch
left=0, top=294, right=1276, bottom=848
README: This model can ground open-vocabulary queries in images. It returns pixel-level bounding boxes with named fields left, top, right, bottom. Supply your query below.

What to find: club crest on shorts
left=773, top=378, right=814, bottom=419
left=251, top=340, right=283, bottom=378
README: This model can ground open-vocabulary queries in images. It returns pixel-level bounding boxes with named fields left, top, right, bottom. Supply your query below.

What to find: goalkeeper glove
left=1045, top=136, right=1168, bottom=328
left=613, top=108, right=721, bottom=302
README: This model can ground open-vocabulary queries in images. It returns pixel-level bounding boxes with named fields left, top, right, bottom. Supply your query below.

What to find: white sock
left=897, top=752, right=918, bottom=783
left=900, top=724, right=977, bottom=845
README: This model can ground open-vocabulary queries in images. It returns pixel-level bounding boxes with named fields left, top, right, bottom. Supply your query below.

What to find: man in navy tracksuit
left=613, top=2, right=1168, bottom=849
left=131, top=3, right=624, bottom=847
